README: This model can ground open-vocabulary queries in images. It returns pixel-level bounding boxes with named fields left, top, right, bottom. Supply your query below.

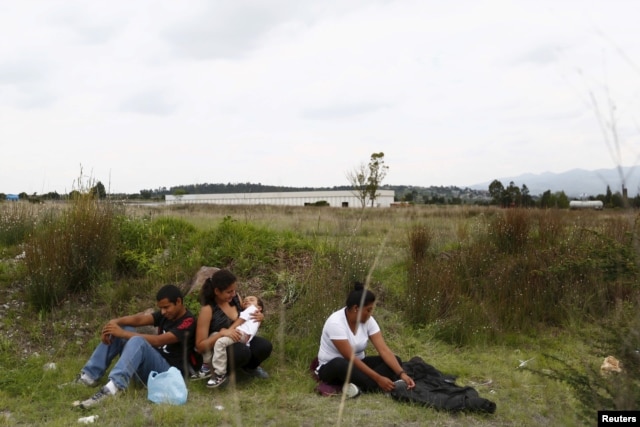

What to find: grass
left=0, top=319, right=585, bottom=426
left=1, top=201, right=638, bottom=426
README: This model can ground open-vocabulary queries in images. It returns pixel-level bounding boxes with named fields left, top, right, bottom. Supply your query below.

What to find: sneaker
left=207, top=373, right=228, bottom=388
left=343, top=383, right=361, bottom=399
left=73, top=373, right=98, bottom=387
left=243, top=366, right=269, bottom=379
left=190, top=365, right=212, bottom=380
left=77, top=386, right=116, bottom=409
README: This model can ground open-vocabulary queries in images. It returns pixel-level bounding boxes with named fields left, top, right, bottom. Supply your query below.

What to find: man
left=73, top=284, right=198, bottom=408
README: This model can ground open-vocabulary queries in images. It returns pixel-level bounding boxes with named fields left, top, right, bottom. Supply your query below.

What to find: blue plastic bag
left=147, top=366, right=188, bottom=405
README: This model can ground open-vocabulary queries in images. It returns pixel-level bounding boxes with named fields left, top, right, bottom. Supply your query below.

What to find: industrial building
left=165, top=190, right=395, bottom=208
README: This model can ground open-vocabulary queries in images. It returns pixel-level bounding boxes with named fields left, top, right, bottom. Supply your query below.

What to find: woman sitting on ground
left=315, top=282, right=416, bottom=395
left=195, top=269, right=272, bottom=381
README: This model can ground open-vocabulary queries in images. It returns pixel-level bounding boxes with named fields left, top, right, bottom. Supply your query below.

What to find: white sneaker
left=76, top=385, right=117, bottom=408
left=73, top=373, right=98, bottom=387
left=343, top=383, right=361, bottom=398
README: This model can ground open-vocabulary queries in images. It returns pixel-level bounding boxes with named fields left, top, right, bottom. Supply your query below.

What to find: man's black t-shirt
left=152, top=309, right=197, bottom=371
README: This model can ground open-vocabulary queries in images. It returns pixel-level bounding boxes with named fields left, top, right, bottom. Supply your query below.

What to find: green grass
left=1, top=202, right=638, bottom=426
left=0, top=320, right=585, bottom=426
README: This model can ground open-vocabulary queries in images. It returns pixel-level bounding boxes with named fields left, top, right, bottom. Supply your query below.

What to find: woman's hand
left=220, top=327, right=242, bottom=342
left=376, top=376, right=396, bottom=392
left=400, top=373, right=416, bottom=390
left=251, top=310, right=264, bottom=322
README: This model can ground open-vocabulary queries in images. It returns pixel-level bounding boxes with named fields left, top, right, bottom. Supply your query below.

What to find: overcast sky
left=1, top=0, right=640, bottom=195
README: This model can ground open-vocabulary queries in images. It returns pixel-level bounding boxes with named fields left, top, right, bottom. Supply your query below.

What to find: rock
left=185, top=266, right=220, bottom=296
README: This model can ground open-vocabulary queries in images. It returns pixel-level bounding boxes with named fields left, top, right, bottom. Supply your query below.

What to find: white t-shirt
left=237, top=304, right=260, bottom=344
left=317, top=307, right=381, bottom=368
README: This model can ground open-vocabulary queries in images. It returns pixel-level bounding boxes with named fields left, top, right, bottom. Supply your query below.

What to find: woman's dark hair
left=345, top=281, right=376, bottom=309
left=156, top=284, right=183, bottom=304
left=199, top=269, right=237, bottom=306
left=255, top=296, right=265, bottom=314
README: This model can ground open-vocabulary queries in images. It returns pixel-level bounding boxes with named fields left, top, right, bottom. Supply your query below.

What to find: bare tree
left=346, top=162, right=369, bottom=208
left=346, top=152, right=389, bottom=208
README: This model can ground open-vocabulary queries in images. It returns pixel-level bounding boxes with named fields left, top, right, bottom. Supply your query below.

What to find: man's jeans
left=81, top=327, right=171, bottom=390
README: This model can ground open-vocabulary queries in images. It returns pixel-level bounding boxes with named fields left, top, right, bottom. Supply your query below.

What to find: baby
left=206, top=295, right=264, bottom=388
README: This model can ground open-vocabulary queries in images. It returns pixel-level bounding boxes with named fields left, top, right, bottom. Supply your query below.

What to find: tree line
left=487, top=179, right=637, bottom=209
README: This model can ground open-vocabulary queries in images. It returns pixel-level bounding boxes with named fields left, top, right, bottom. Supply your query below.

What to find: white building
left=165, top=190, right=395, bottom=208
left=569, top=200, right=604, bottom=210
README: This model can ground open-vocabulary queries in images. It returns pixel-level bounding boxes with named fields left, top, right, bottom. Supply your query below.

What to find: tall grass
left=23, top=194, right=119, bottom=310
left=405, top=209, right=639, bottom=345
left=0, top=202, right=38, bottom=247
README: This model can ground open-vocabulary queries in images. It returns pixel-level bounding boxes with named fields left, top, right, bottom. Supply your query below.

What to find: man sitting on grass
left=72, top=284, right=198, bottom=408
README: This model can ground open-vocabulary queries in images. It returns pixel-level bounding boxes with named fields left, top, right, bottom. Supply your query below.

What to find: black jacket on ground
left=390, top=356, right=496, bottom=414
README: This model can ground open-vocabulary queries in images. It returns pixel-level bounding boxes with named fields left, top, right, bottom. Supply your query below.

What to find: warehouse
left=165, top=190, right=395, bottom=208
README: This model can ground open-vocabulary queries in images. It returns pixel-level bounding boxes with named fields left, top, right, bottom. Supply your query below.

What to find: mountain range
left=468, top=166, right=640, bottom=198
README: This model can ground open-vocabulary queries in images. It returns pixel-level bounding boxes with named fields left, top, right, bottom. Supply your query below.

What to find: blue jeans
left=81, top=327, right=171, bottom=390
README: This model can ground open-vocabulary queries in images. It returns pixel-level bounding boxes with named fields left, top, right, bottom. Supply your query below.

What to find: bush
left=24, top=195, right=119, bottom=310
left=403, top=209, right=640, bottom=345
left=115, top=215, right=199, bottom=280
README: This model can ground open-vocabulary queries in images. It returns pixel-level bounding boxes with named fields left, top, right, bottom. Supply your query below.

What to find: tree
left=488, top=180, right=505, bottom=206
left=605, top=185, right=613, bottom=207
left=366, top=152, right=389, bottom=207
left=90, top=181, right=107, bottom=199
left=556, top=191, right=569, bottom=209
left=505, top=181, right=521, bottom=207
left=345, top=162, right=369, bottom=208
left=346, top=152, right=389, bottom=208
left=521, top=184, right=533, bottom=207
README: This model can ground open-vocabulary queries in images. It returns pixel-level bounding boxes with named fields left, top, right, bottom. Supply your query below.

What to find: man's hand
left=101, top=321, right=123, bottom=344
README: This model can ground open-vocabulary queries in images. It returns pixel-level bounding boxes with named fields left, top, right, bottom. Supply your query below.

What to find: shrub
left=404, top=208, right=640, bottom=345
left=24, top=194, right=119, bottom=310
left=115, top=215, right=200, bottom=281
left=197, top=216, right=309, bottom=279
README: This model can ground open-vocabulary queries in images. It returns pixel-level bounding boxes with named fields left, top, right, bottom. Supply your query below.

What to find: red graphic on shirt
left=178, top=317, right=194, bottom=330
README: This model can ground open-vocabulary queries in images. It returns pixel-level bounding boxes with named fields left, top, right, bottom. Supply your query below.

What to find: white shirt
left=237, top=304, right=260, bottom=345
left=317, top=307, right=381, bottom=368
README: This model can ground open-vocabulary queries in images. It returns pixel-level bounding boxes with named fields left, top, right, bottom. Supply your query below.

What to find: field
left=0, top=201, right=638, bottom=426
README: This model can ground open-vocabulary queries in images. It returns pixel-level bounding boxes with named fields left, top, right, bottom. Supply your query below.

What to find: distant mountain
left=468, top=166, right=640, bottom=197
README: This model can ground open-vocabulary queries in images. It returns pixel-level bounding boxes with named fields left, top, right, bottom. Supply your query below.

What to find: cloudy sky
left=1, top=0, right=640, bottom=195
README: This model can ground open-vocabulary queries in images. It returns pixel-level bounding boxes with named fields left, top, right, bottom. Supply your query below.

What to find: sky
left=1, top=0, right=640, bottom=195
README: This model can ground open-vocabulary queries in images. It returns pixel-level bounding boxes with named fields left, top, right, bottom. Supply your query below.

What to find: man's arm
left=101, top=312, right=170, bottom=346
